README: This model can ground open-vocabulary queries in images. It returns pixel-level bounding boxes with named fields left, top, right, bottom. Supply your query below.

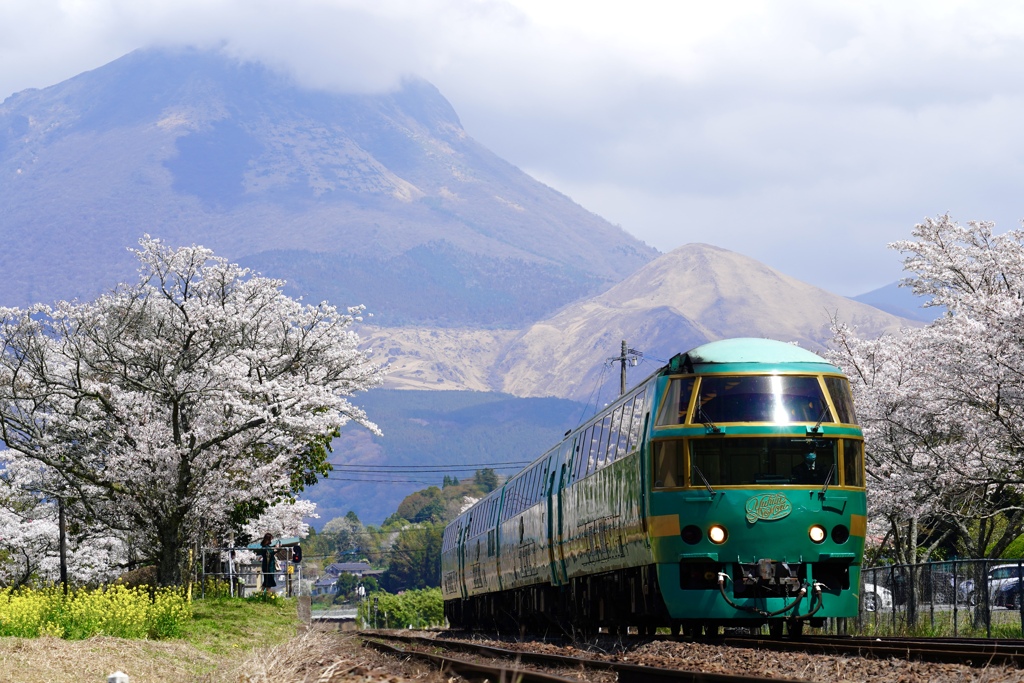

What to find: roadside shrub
left=0, top=585, right=192, bottom=639
left=358, top=588, right=443, bottom=629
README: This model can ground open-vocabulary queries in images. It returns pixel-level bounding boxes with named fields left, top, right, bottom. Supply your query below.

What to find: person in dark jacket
left=257, top=533, right=278, bottom=593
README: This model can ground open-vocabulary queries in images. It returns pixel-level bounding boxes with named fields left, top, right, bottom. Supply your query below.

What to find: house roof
left=245, top=536, right=302, bottom=549
left=324, top=562, right=372, bottom=575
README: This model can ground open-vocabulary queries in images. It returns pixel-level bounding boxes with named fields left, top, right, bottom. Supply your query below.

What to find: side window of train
left=560, top=439, right=575, bottom=486
left=603, top=412, right=615, bottom=467
left=655, top=377, right=694, bottom=426
left=526, top=466, right=537, bottom=507
left=609, top=404, right=626, bottom=462
left=587, top=415, right=602, bottom=472
left=574, top=428, right=591, bottom=481
left=623, top=394, right=640, bottom=453
left=825, top=376, right=858, bottom=424
left=842, top=439, right=865, bottom=487
left=501, top=486, right=512, bottom=522
left=630, top=392, right=648, bottom=446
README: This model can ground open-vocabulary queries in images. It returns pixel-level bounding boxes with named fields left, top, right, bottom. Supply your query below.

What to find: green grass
left=185, top=595, right=299, bottom=656
left=0, top=594, right=309, bottom=683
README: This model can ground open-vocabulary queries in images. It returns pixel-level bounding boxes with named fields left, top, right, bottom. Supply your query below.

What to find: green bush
left=358, top=588, right=443, bottom=629
left=0, top=585, right=192, bottom=639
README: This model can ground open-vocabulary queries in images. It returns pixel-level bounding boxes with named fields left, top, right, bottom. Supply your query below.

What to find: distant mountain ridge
left=362, top=244, right=914, bottom=401
left=0, top=47, right=656, bottom=325
left=852, top=281, right=943, bottom=322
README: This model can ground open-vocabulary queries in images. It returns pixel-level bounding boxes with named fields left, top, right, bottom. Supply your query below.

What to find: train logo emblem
left=745, top=493, right=792, bottom=523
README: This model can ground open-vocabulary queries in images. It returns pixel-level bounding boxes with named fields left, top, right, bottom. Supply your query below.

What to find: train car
left=441, top=338, right=866, bottom=637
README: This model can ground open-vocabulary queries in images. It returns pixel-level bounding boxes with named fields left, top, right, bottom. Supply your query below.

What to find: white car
left=958, top=563, right=1024, bottom=607
left=861, top=582, right=893, bottom=612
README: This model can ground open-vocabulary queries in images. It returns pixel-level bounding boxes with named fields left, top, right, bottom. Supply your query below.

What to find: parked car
left=993, top=579, right=1021, bottom=609
left=960, top=564, right=1024, bottom=607
left=861, top=582, right=893, bottom=612
left=865, top=567, right=971, bottom=605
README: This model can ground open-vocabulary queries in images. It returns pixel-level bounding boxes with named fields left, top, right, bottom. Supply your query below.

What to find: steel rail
left=362, top=632, right=809, bottom=683
left=719, top=634, right=1024, bottom=667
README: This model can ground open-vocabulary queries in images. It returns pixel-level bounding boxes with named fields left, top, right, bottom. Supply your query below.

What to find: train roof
left=667, top=338, right=839, bottom=375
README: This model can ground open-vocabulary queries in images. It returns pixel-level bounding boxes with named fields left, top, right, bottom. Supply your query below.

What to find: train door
left=550, top=439, right=573, bottom=584
left=639, top=388, right=653, bottom=542
left=456, top=517, right=470, bottom=599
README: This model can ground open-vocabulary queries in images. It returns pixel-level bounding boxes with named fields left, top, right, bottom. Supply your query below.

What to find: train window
left=656, top=381, right=679, bottom=425
left=607, top=406, right=626, bottom=462
left=656, top=378, right=695, bottom=426
left=573, top=429, right=591, bottom=481
left=584, top=426, right=600, bottom=476
left=504, top=481, right=516, bottom=519
left=688, top=437, right=838, bottom=486
left=653, top=440, right=685, bottom=488
left=595, top=413, right=613, bottom=470
left=696, top=375, right=831, bottom=424
left=625, top=393, right=646, bottom=452
left=825, top=377, right=858, bottom=424
left=558, top=440, right=574, bottom=485
left=615, top=401, right=635, bottom=459
left=842, top=439, right=865, bottom=487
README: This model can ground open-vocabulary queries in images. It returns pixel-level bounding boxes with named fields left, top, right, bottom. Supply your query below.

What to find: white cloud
left=3, top=0, right=1024, bottom=294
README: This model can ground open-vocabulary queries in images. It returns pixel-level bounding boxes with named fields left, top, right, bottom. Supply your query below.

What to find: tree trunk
left=156, top=521, right=184, bottom=586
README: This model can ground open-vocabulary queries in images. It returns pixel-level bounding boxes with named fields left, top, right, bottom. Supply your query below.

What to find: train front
left=646, top=338, right=866, bottom=633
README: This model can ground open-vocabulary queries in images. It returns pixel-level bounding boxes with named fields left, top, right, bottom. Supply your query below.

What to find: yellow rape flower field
left=0, top=589, right=308, bottom=683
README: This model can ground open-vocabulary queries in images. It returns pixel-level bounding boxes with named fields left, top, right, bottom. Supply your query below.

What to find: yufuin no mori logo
left=745, top=493, right=792, bottom=523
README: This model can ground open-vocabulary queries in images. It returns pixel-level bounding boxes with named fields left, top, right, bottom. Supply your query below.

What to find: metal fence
left=198, top=546, right=306, bottom=598
left=856, top=559, right=1024, bottom=637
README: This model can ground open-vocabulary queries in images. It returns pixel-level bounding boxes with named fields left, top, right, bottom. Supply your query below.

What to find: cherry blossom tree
left=0, top=457, right=126, bottom=587
left=0, top=237, right=384, bottom=584
left=242, top=499, right=319, bottom=540
left=891, top=216, right=1024, bottom=559
left=829, top=216, right=1024, bottom=566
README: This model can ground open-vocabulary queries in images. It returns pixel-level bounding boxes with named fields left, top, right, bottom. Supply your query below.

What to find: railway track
left=362, top=629, right=1024, bottom=682
left=362, top=632, right=807, bottom=683
left=720, top=633, right=1024, bottom=667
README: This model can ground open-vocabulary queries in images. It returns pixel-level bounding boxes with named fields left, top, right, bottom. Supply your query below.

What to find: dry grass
left=225, top=627, right=350, bottom=683
left=0, top=635, right=224, bottom=682
left=0, top=627, right=431, bottom=683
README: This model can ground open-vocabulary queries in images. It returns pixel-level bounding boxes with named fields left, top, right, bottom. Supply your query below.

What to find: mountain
left=852, top=281, right=943, bottom=322
left=361, top=244, right=914, bottom=401
left=497, top=244, right=913, bottom=399
left=0, top=47, right=656, bottom=326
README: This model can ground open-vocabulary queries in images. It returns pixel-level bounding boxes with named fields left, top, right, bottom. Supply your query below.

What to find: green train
left=441, top=338, right=866, bottom=637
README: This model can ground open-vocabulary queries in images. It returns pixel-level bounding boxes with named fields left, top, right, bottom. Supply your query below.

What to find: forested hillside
left=306, top=389, right=588, bottom=525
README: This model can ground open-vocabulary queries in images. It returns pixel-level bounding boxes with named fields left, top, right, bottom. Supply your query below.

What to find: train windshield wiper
left=819, top=463, right=837, bottom=497
left=692, top=465, right=716, bottom=496
left=699, top=405, right=721, bottom=434
left=807, top=404, right=831, bottom=435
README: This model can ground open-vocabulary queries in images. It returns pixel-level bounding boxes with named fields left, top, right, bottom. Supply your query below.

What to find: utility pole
left=609, top=340, right=642, bottom=395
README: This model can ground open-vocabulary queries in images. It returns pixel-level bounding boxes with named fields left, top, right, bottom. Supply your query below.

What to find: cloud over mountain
left=0, top=47, right=655, bottom=326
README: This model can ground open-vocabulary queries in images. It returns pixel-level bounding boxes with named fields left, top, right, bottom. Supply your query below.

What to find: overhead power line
left=322, top=477, right=443, bottom=484
left=328, top=461, right=530, bottom=470
left=327, top=467, right=524, bottom=475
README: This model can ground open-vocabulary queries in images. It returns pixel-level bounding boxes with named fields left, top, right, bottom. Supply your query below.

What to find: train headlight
left=708, top=525, right=728, bottom=544
left=809, top=525, right=827, bottom=544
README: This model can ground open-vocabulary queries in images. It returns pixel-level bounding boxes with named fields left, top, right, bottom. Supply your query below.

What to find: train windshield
left=653, top=437, right=846, bottom=487
left=697, top=375, right=831, bottom=424
left=657, top=374, right=842, bottom=426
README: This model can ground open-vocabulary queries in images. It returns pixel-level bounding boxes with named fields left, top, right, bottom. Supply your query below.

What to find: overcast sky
left=3, top=0, right=1024, bottom=296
